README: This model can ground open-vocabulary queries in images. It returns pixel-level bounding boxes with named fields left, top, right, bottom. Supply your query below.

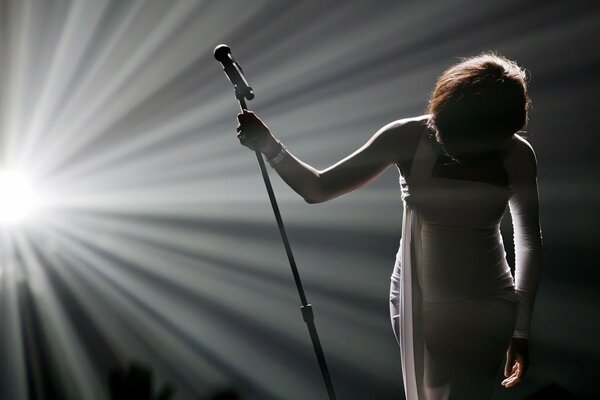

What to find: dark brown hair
left=427, top=52, right=530, bottom=147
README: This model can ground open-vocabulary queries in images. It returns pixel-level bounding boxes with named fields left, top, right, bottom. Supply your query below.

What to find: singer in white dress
left=235, top=52, right=542, bottom=400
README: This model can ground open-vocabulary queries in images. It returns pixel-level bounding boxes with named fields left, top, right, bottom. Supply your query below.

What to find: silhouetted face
left=442, top=130, right=511, bottom=159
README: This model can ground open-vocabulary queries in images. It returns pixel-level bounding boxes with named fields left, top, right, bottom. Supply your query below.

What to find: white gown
left=389, top=123, right=542, bottom=399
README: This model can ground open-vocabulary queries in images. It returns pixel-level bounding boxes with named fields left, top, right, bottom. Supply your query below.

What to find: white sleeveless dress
left=389, top=124, right=542, bottom=399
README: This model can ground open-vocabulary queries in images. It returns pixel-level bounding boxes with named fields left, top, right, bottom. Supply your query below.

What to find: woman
left=235, top=52, right=542, bottom=400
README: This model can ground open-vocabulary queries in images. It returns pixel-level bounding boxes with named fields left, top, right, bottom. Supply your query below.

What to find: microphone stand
left=234, top=85, right=337, bottom=400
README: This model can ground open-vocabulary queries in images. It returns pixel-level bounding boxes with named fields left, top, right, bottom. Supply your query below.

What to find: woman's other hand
left=501, top=337, right=529, bottom=388
left=236, top=109, right=279, bottom=156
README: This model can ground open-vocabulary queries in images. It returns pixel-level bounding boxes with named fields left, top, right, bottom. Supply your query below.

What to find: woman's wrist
left=264, top=139, right=288, bottom=168
left=263, top=137, right=283, bottom=158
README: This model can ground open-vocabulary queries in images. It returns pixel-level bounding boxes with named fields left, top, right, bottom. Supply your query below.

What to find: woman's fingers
left=235, top=110, right=272, bottom=152
left=502, top=375, right=520, bottom=388
left=237, top=109, right=256, bottom=124
left=501, top=362, right=522, bottom=388
left=502, top=376, right=517, bottom=388
left=237, top=129, right=260, bottom=151
left=237, top=113, right=259, bottom=135
left=505, top=361, right=517, bottom=377
left=237, top=120, right=260, bottom=144
left=501, top=363, right=515, bottom=386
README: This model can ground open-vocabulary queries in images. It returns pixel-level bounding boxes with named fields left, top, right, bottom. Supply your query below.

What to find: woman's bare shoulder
left=503, top=134, right=537, bottom=160
left=376, top=115, right=430, bottom=165
left=379, top=115, right=430, bottom=135
left=501, top=133, right=538, bottom=177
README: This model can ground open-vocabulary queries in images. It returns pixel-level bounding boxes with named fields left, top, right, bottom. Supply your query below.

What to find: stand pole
left=238, top=97, right=336, bottom=400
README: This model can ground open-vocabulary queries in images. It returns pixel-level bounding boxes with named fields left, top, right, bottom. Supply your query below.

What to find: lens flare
left=0, top=170, right=38, bottom=225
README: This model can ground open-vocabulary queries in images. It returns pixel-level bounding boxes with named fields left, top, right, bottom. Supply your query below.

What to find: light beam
left=0, top=170, right=38, bottom=226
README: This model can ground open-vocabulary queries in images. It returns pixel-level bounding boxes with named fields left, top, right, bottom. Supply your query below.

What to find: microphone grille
left=213, top=44, right=231, bottom=62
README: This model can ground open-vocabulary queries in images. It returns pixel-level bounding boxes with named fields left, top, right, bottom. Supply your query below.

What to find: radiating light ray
left=33, top=0, right=149, bottom=153
left=29, top=221, right=226, bottom=398
left=35, top=212, right=404, bottom=389
left=32, top=1, right=270, bottom=178
left=41, top=205, right=399, bottom=384
left=18, top=0, right=109, bottom=166
left=2, top=0, right=34, bottom=166
left=42, top=212, right=313, bottom=336
left=0, top=230, right=29, bottom=400
left=38, top=215, right=321, bottom=399
left=245, top=2, right=431, bottom=97
left=30, top=1, right=202, bottom=170
left=38, top=58, right=434, bottom=191
left=13, top=227, right=108, bottom=399
left=37, top=94, right=237, bottom=186
left=43, top=209, right=388, bottom=310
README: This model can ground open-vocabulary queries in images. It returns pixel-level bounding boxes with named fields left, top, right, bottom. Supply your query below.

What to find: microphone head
left=213, top=44, right=231, bottom=62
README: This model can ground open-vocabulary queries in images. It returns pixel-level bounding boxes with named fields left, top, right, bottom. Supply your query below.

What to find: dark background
left=0, top=1, right=598, bottom=399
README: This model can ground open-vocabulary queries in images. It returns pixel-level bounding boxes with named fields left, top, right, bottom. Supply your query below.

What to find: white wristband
left=265, top=141, right=288, bottom=167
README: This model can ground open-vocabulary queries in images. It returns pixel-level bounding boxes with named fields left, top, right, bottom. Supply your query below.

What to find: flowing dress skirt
left=389, top=203, right=518, bottom=400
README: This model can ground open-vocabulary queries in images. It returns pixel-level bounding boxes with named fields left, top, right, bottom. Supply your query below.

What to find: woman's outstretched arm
left=237, top=110, right=418, bottom=203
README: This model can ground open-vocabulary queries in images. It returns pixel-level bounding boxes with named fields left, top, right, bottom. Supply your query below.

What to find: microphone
left=213, top=44, right=255, bottom=101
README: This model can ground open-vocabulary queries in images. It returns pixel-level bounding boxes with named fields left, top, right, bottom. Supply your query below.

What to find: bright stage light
left=0, top=170, right=38, bottom=226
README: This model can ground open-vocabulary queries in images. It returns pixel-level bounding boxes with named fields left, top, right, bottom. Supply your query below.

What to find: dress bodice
left=397, top=126, right=516, bottom=303
left=399, top=129, right=511, bottom=229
